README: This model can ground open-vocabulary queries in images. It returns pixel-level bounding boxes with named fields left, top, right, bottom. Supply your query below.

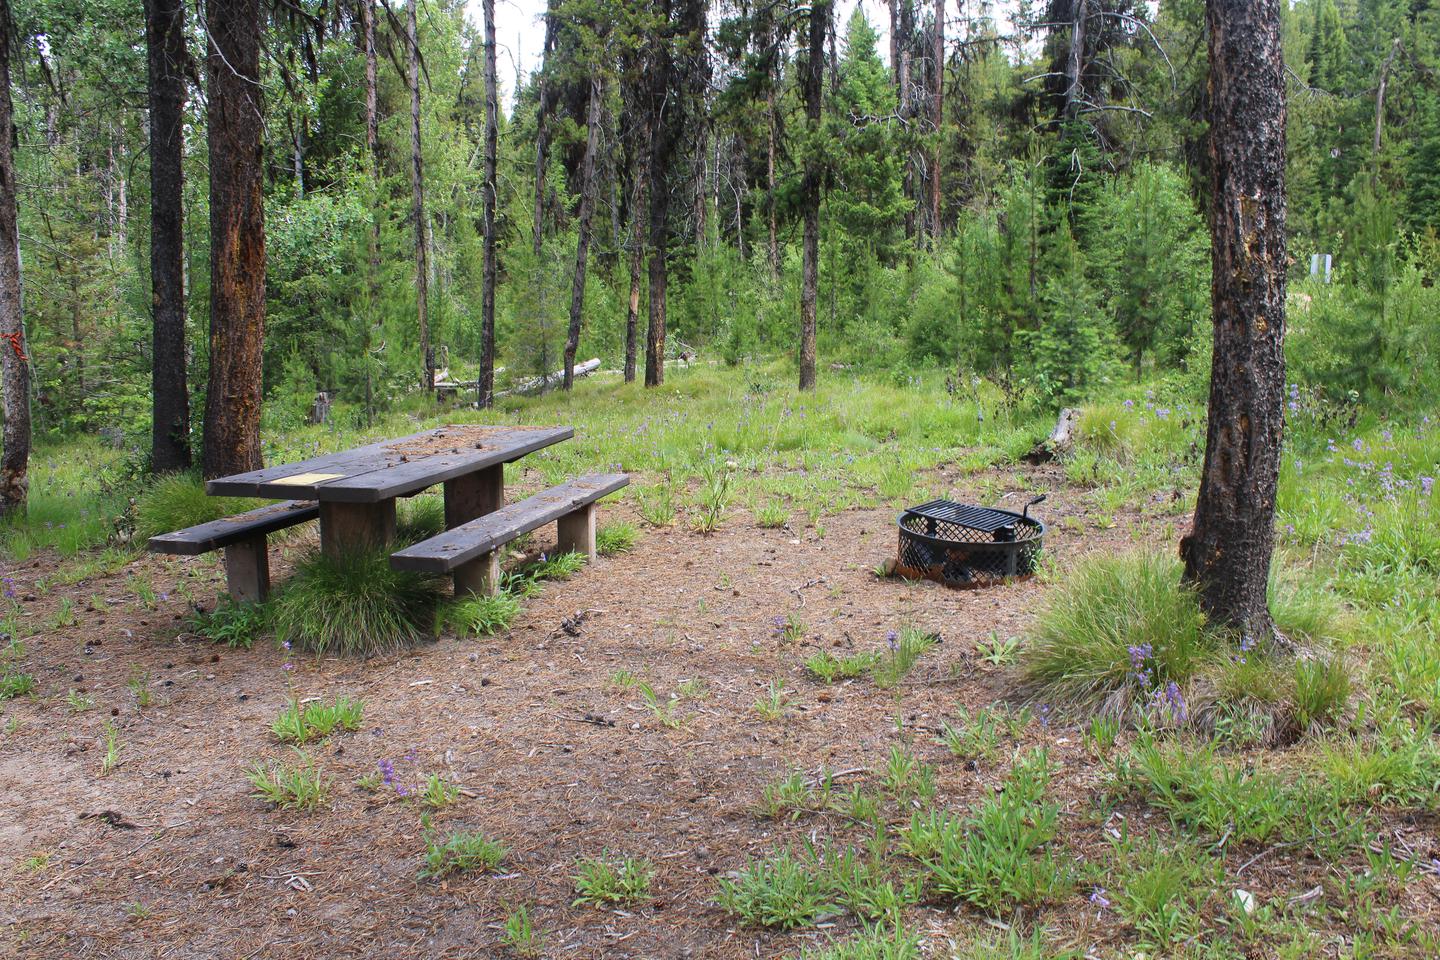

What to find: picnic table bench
left=147, top=424, right=625, bottom=603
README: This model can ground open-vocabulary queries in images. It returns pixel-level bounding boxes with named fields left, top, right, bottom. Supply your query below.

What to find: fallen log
left=1024, top=407, right=1081, bottom=464
left=497, top=358, right=601, bottom=398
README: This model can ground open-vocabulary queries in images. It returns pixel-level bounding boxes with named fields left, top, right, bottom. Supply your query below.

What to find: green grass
left=437, top=590, right=522, bottom=637
left=134, top=472, right=261, bottom=542
left=269, top=547, right=446, bottom=656
left=189, top=600, right=270, bottom=648
left=795, top=925, right=922, bottom=960
left=715, top=848, right=835, bottom=930
left=271, top=696, right=364, bottom=744
left=571, top=854, right=654, bottom=907
left=522, top=550, right=586, bottom=581
left=245, top=751, right=329, bottom=810
left=418, top=826, right=506, bottom=879
left=1020, top=551, right=1210, bottom=719
left=596, top=521, right=640, bottom=556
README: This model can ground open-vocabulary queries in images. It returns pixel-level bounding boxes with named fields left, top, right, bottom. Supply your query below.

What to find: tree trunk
left=146, top=0, right=190, bottom=473
left=898, top=0, right=915, bottom=242
left=622, top=95, right=648, bottom=385
left=362, top=0, right=379, bottom=424
left=408, top=0, right=433, bottom=393
left=766, top=83, right=779, bottom=281
left=1373, top=37, right=1400, bottom=158
left=564, top=79, right=603, bottom=390
left=531, top=12, right=557, bottom=390
left=929, top=0, right=944, bottom=241
left=202, top=0, right=265, bottom=480
left=1064, top=0, right=1087, bottom=121
left=1180, top=0, right=1288, bottom=641
left=479, top=0, right=498, bottom=407
left=798, top=0, right=829, bottom=391
left=0, top=0, right=30, bottom=517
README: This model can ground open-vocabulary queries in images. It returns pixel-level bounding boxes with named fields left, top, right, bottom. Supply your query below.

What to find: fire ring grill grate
left=895, top=496, right=1047, bottom=589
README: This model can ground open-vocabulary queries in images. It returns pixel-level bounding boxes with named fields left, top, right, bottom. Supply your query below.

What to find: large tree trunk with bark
left=202, top=0, right=266, bottom=480
left=407, top=0, right=433, bottom=393
left=798, top=0, right=829, bottom=392
left=478, top=0, right=497, bottom=407
left=564, top=79, right=603, bottom=390
left=1180, top=0, right=1288, bottom=641
left=146, top=0, right=190, bottom=474
left=0, top=0, right=31, bottom=516
left=362, top=0, right=380, bottom=423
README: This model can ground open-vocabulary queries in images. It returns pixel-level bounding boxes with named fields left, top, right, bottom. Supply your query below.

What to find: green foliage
left=419, top=825, right=506, bottom=880
left=595, top=522, right=639, bottom=556
left=245, top=751, right=330, bottom=810
left=919, top=749, right=1071, bottom=912
left=522, top=551, right=586, bottom=581
left=572, top=854, right=654, bottom=907
left=1109, top=833, right=1217, bottom=947
left=794, top=924, right=921, bottom=960
left=1021, top=552, right=1210, bottom=717
left=870, top=628, right=939, bottom=689
left=189, top=600, right=270, bottom=649
left=715, top=848, right=834, bottom=930
left=134, top=473, right=261, bottom=542
left=271, top=697, right=364, bottom=744
left=269, top=548, right=445, bottom=657
left=438, top=591, right=522, bottom=637
left=500, top=904, right=542, bottom=956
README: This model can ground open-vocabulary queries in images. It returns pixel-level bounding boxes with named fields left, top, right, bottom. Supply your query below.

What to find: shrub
left=269, top=548, right=446, bottom=657
left=1020, top=552, right=1210, bottom=718
left=135, top=473, right=260, bottom=541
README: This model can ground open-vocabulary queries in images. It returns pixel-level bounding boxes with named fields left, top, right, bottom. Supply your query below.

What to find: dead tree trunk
left=1064, top=0, right=1087, bottom=121
left=928, top=0, right=944, bottom=241
left=531, top=12, right=557, bottom=389
left=202, top=0, right=265, bottom=479
left=362, top=0, right=380, bottom=423
left=798, top=0, right=829, bottom=392
left=145, top=0, right=190, bottom=473
left=897, top=0, right=916, bottom=242
left=407, top=0, right=433, bottom=394
left=564, top=79, right=603, bottom=390
left=1179, top=0, right=1288, bottom=641
left=1373, top=37, right=1400, bottom=157
left=0, top=0, right=30, bottom=516
left=620, top=81, right=648, bottom=385
left=478, top=0, right=497, bottom=407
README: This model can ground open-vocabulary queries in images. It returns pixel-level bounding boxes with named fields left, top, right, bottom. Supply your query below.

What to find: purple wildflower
left=886, top=630, right=899, bottom=652
left=378, top=758, right=395, bottom=785
left=1089, top=887, right=1111, bottom=909
left=1422, top=476, right=1434, bottom=497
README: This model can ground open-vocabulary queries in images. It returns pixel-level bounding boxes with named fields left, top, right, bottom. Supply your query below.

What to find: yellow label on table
left=271, top=471, right=345, bottom=486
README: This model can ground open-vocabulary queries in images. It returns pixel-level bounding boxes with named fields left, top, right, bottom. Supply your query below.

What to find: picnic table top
left=205, top=424, right=573, bottom=503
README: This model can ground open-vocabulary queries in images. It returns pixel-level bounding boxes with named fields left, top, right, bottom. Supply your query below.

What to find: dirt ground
left=2, top=464, right=1430, bottom=959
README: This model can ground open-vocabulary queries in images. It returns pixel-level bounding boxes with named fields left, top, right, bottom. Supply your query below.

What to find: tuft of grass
left=940, top=706, right=1004, bottom=763
left=796, top=924, right=922, bottom=960
left=135, top=473, right=261, bottom=542
left=755, top=500, right=790, bottom=529
left=637, top=483, right=676, bottom=527
left=269, top=548, right=445, bottom=657
left=871, top=628, right=939, bottom=689
left=806, top=649, right=878, bottom=684
left=418, top=773, right=460, bottom=808
left=245, top=751, right=329, bottom=810
left=396, top=494, right=446, bottom=542
left=715, top=848, right=834, bottom=930
left=523, top=550, right=586, bottom=581
left=596, top=521, right=640, bottom=556
left=189, top=600, right=270, bottom=649
left=572, top=854, right=654, bottom=907
left=1020, top=552, right=1210, bottom=718
left=919, top=749, right=1071, bottom=913
left=418, top=823, right=506, bottom=879
left=754, top=677, right=792, bottom=721
left=1109, top=832, right=1218, bottom=947
left=1293, top=656, right=1350, bottom=729
left=500, top=904, right=542, bottom=956
left=756, top=769, right=833, bottom=820
left=271, top=696, right=364, bottom=744
left=99, top=719, right=123, bottom=775
left=0, top=670, right=35, bottom=700
left=438, top=591, right=521, bottom=637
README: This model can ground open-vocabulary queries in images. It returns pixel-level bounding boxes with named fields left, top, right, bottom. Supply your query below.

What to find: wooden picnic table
left=205, top=424, right=572, bottom=557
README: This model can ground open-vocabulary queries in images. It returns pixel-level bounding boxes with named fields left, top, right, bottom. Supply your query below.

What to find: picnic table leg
left=444, top=463, right=503, bottom=527
left=224, top=535, right=270, bottom=603
left=556, top=503, right=598, bottom=560
left=454, top=551, right=501, bottom=596
left=319, top=500, right=397, bottom=557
